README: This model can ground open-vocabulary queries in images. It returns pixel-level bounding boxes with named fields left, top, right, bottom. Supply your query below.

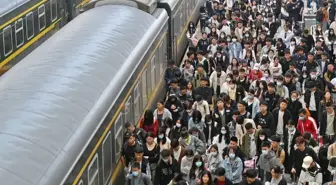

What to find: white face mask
left=291, top=41, right=296, bottom=45
left=303, top=74, right=307, bottom=78
left=277, top=81, right=283, bottom=86
left=260, top=136, right=265, bottom=140
left=264, top=73, right=269, bottom=77
left=221, top=35, right=225, bottom=38
left=311, top=74, right=317, bottom=79
left=232, top=38, right=237, bottom=42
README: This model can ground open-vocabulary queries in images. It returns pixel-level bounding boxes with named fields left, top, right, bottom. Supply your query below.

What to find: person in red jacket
left=139, top=109, right=159, bottom=137
left=297, top=108, right=318, bottom=139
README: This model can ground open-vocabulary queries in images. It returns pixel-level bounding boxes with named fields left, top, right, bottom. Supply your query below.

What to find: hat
left=253, top=63, right=260, bottom=70
left=302, top=156, right=313, bottom=169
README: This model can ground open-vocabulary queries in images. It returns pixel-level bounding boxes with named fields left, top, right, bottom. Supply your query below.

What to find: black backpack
left=316, top=10, right=323, bottom=22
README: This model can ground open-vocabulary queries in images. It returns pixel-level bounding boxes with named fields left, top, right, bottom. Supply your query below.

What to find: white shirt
left=249, top=134, right=257, bottom=158
left=277, top=110, right=285, bottom=135
left=173, top=146, right=182, bottom=161
left=326, top=112, right=335, bottom=135
left=309, top=91, right=317, bottom=111
left=287, top=128, right=296, bottom=155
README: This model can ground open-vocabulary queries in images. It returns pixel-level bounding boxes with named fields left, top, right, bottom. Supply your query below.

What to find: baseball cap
left=302, top=156, right=313, bottom=169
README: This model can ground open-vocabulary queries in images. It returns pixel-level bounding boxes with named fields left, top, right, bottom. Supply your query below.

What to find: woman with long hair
left=154, top=101, right=172, bottom=127
left=205, top=144, right=223, bottom=175
left=143, top=132, right=160, bottom=180
left=255, top=80, right=268, bottom=100
left=154, top=127, right=171, bottom=151
left=140, top=109, right=159, bottom=136
left=318, top=91, right=334, bottom=121
left=199, top=171, right=214, bottom=185
left=189, top=154, right=208, bottom=185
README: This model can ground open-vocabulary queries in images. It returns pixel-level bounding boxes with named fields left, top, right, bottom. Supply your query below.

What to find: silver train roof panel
left=0, top=5, right=155, bottom=185
left=0, top=0, right=28, bottom=16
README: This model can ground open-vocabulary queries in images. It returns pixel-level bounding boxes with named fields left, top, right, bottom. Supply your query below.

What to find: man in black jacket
left=154, top=149, right=180, bottom=185
left=283, top=120, right=301, bottom=173
left=254, top=101, right=276, bottom=137
left=272, top=99, right=292, bottom=137
left=304, top=81, right=324, bottom=125
left=291, top=136, right=319, bottom=177
left=319, top=102, right=336, bottom=143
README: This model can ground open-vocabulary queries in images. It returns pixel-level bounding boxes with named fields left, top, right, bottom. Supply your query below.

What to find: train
left=0, top=0, right=89, bottom=68
left=0, top=0, right=202, bottom=185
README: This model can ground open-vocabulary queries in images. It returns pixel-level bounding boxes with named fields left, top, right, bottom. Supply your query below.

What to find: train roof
left=0, top=0, right=28, bottom=16
left=0, top=4, right=155, bottom=185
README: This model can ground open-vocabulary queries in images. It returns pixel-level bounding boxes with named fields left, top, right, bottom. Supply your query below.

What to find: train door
left=65, top=0, right=76, bottom=22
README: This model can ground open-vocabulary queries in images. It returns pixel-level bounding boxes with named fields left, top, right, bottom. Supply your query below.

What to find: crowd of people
left=120, top=0, right=336, bottom=185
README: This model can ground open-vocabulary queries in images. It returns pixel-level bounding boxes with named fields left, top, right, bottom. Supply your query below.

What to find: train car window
left=114, top=114, right=122, bottom=163
left=26, top=12, right=34, bottom=40
left=51, top=0, right=57, bottom=21
left=124, top=96, right=133, bottom=124
left=15, top=18, right=24, bottom=48
left=134, top=83, right=140, bottom=122
left=78, top=180, right=83, bottom=185
left=88, top=153, right=99, bottom=185
left=141, top=69, right=148, bottom=109
left=102, top=131, right=112, bottom=185
left=159, top=41, right=164, bottom=75
left=150, top=56, right=155, bottom=91
left=38, top=5, right=46, bottom=31
left=3, top=26, right=13, bottom=57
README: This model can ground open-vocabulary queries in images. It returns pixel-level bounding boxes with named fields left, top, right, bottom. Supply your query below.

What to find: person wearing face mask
left=243, top=89, right=260, bottom=119
left=180, top=149, right=194, bottom=178
left=283, top=120, right=301, bottom=173
left=128, top=147, right=152, bottom=179
left=304, top=81, right=324, bottom=124
left=304, top=69, right=325, bottom=92
left=275, top=76, right=289, bottom=99
left=155, top=127, right=171, bottom=151
left=179, top=128, right=205, bottom=155
left=189, top=154, right=207, bottom=185
left=126, top=162, right=153, bottom=185
left=192, top=95, right=210, bottom=122
left=212, top=125, right=230, bottom=155
left=298, top=156, right=323, bottom=185
left=287, top=91, right=303, bottom=123
left=154, top=149, right=180, bottom=185
left=223, top=148, right=243, bottom=185
left=256, top=130, right=268, bottom=155
left=228, top=36, right=243, bottom=61
left=257, top=141, right=282, bottom=183
left=205, top=144, right=223, bottom=175
left=297, top=108, right=319, bottom=140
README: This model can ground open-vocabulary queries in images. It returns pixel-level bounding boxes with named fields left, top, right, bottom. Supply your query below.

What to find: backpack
left=316, top=10, right=323, bottom=22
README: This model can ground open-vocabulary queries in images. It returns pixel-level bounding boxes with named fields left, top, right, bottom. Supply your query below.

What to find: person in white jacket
left=277, top=25, right=294, bottom=48
left=298, top=156, right=323, bottom=185
left=243, top=89, right=260, bottom=119
left=269, top=57, right=283, bottom=77
left=210, top=67, right=227, bottom=99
